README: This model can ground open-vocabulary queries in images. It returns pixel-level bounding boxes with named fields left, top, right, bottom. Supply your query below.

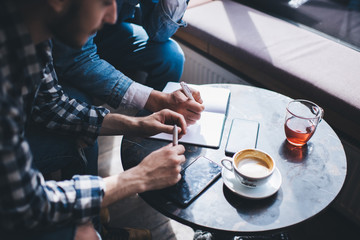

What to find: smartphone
left=162, top=156, right=222, bottom=207
left=225, top=118, right=260, bottom=156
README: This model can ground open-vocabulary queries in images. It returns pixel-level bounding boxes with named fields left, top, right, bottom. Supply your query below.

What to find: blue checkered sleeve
left=31, top=43, right=109, bottom=145
left=0, top=87, right=105, bottom=229
left=0, top=145, right=105, bottom=229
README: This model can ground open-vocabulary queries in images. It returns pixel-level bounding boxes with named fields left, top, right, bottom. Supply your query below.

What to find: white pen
left=180, top=81, right=195, bottom=100
left=173, top=124, right=178, bottom=146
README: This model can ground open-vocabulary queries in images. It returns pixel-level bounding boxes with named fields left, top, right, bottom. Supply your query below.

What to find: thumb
left=159, top=123, right=176, bottom=134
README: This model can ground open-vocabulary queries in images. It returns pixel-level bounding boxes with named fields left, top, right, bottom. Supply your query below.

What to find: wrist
left=144, top=90, right=169, bottom=112
left=102, top=168, right=147, bottom=207
left=128, top=166, right=149, bottom=193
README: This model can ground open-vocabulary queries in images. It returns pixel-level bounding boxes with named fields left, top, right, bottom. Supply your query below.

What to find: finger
left=190, top=88, right=203, bottom=104
left=176, top=90, right=190, bottom=102
left=184, top=118, right=197, bottom=126
left=154, top=109, right=187, bottom=138
left=173, top=173, right=182, bottom=185
left=151, top=110, right=181, bottom=133
left=186, top=100, right=205, bottom=115
left=166, top=143, right=185, bottom=151
left=163, top=109, right=187, bottom=135
left=183, top=109, right=201, bottom=124
left=175, top=115, right=187, bottom=136
left=178, top=154, right=186, bottom=164
left=174, top=144, right=185, bottom=155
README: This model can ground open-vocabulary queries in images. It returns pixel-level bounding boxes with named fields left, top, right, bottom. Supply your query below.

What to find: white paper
left=150, top=82, right=230, bottom=148
left=161, top=82, right=230, bottom=114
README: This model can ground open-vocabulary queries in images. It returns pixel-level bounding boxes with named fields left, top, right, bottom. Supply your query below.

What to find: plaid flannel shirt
left=0, top=1, right=108, bottom=230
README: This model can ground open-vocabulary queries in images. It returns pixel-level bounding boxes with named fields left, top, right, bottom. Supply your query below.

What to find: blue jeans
left=95, top=21, right=185, bottom=91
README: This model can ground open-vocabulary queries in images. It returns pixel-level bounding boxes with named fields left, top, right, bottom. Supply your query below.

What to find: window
left=237, top=0, right=360, bottom=51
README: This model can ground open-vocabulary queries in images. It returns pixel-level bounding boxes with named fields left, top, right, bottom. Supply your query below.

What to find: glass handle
left=319, top=107, right=324, bottom=122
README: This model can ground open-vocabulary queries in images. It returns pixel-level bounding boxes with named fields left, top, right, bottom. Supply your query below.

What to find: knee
left=157, top=40, right=185, bottom=82
left=160, top=39, right=185, bottom=69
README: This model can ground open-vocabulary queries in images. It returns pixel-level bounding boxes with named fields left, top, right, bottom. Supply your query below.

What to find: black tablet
left=161, top=156, right=222, bottom=207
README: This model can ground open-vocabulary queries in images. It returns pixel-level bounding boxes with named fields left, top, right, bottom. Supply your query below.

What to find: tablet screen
left=162, top=156, right=222, bottom=207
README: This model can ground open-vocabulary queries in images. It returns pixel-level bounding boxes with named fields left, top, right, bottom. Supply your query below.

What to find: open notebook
left=151, top=82, right=231, bottom=148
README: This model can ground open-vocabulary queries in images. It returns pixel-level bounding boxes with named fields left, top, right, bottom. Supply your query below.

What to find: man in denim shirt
left=53, top=0, right=188, bottom=94
left=95, top=0, right=188, bottom=91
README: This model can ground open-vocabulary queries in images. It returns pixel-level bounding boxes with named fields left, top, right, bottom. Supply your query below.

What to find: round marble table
left=121, top=84, right=347, bottom=236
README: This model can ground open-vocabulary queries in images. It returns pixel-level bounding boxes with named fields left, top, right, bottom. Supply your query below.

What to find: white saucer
left=221, top=167, right=282, bottom=199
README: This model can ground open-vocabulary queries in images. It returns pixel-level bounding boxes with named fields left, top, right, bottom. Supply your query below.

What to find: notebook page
left=151, top=111, right=225, bottom=148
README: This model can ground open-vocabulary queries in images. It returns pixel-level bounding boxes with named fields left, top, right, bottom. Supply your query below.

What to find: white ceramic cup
left=221, top=149, right=275, bottom=188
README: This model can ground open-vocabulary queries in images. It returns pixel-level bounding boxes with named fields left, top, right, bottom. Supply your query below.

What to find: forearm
left=99, top=111, right=170, bottom=136
left=101, top=167, right=147, bottom=207
left=100, top=109, right=187, bottom=138
left=144, top=90, right=170, bottom=112
left=99, top=113, right=139, bottom=136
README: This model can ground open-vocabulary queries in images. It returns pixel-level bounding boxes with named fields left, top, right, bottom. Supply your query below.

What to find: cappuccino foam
left=237, top=158, right=270, bottom=178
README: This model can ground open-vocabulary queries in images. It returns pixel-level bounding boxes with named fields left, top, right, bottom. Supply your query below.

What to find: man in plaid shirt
left=0, top=0, right=204, bottom=239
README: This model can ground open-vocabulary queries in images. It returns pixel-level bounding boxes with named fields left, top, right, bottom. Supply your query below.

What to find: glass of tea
left=284, top=99, right=324, bottom=147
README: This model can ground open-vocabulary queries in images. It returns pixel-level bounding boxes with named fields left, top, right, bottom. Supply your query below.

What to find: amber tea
left=284, top=99, right=323, bottom=147
left=285, top=117, right=316, bottom=146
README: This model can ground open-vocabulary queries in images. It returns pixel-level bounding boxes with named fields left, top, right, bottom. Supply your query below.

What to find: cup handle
left=221, top=158, right=233, bottom=171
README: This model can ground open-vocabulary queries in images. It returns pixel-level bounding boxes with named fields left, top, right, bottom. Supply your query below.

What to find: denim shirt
left=53, top=35, right=135, bottom=109
left=53, top=0, right=187, bottom=109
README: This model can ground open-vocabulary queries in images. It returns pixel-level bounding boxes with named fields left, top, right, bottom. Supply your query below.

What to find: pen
left=180, top=81, right=195, bottom=100
left=173, top=125, right=178, bottom=146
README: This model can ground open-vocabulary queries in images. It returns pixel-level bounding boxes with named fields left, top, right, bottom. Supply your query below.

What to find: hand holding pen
left=180, top=81, right=195, bottom=100
left=176, top=81, right=205, bottom=125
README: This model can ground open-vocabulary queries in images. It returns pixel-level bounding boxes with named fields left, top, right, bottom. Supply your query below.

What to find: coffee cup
left=221, top=149, right=275, bottom=188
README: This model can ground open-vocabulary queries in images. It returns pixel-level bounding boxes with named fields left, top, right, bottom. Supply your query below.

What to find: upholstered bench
left=175, top=0, right=360, bottom=143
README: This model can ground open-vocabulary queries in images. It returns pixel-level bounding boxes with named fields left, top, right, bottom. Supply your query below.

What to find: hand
left=136, top=143, right=186, bottom=191
left=168, top=88, right=205, bottom=125
left=101, top=143, right=186, bottom=207
left=145, top=88, right=205, bottom=126
left=135, top=109, right=187, bottom=137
